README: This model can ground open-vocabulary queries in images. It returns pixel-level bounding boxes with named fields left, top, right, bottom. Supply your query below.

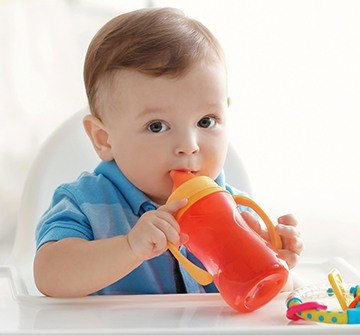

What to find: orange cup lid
left=167, top=171, right=226, bottom=219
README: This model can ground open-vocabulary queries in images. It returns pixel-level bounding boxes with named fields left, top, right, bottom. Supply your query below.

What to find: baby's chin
left=147, top=195, right=168, bottom=206
left=145, top=187, right=172, bottom=205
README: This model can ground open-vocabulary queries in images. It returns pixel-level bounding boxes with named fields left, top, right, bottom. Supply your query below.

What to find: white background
left=1, top=0, right=360, bottom=268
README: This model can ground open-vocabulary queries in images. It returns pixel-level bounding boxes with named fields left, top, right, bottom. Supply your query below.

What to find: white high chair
left=1, top=109, right=359, bottom=334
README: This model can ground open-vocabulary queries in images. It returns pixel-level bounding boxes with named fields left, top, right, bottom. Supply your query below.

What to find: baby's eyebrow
left=136, top=107, right=168, bottom=119
left=137, top=102, right=226, bottom=119
left=200, top=102, right=226, bottom=112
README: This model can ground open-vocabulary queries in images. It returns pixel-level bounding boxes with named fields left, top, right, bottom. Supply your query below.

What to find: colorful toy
left=286, top=268, right=360, bottom=324
left=166, top=170, right=289, bottom=313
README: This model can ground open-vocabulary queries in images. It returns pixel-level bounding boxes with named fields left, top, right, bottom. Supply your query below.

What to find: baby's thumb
left=241, top=211, right=269, bottom=241
left=241, top=211, right=261, bottom=233
left=179, top=233, right=189, bottom=245
left=159, top=198, right=188, bottom=214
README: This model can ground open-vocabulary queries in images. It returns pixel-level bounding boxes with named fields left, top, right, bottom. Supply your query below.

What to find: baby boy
left=34, top=7, right=303, bottom=297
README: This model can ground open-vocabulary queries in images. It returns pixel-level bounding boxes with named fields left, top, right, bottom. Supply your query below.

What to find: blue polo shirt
left=35, top=160, right=250, bottom=295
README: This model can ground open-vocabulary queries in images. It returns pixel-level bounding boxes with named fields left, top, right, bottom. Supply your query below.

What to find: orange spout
left=170, top=170, right=196, bottom=192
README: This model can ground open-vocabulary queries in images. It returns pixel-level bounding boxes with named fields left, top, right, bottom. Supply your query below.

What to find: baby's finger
left=275, top=224, right=301, bottom=238
left=277, top=249, right=299, bottom=270
left=150, top=229, right=168, bottom=254
left=241, top=211, right=269, bottom=241
left=153, top=217, right=180, bottom=246
left=158, top=199, right=188, bottom=214
left=156, top=210, right=181, bottom=232
left=180, top=233, right=189, bottom=245
left=241, top=212, right=260, bottom=232
left=288, top=236, right=304, bottom=255
left=278, top=214, right=298, bottom=227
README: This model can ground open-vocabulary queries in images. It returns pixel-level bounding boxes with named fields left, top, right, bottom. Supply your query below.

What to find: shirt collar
left=94, top=160, right=226, bottom=215
left=94, top=160, right=155, bottom=216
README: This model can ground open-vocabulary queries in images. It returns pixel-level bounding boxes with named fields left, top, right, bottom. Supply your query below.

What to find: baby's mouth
left=172, top=169, right=200, bottom=176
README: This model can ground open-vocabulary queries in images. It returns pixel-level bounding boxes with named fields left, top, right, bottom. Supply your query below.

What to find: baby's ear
left=83, top=115, right=114, bottom=161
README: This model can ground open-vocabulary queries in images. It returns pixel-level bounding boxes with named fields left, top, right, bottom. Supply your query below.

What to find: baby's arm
left=34, top=199, right=188, bottom=297
left=34, top=235, right=141, bottom=297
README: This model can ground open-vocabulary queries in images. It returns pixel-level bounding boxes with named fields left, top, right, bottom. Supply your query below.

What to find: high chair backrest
left=9, top=109, right=252, bottom=295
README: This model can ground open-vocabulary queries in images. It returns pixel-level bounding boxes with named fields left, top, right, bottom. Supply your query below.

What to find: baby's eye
left=147, top=121, right=169, bottom=133
left=197, top=116, right=217, bottom=128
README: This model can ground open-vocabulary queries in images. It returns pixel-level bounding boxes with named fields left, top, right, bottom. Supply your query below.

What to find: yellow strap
left=167, top=243, right=213, bottom=285
left=232, top=195, right=283, bottom=249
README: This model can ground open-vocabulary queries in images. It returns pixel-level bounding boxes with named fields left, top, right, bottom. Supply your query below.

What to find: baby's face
left=102, top=60, right=229, bottom=204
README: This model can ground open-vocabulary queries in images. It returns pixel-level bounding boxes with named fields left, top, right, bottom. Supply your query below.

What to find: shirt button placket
left=144, top=203, right=156, bottom=212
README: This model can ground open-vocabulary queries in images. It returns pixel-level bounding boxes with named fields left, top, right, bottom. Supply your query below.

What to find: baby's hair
left=84, top=7, right=225, bottom=117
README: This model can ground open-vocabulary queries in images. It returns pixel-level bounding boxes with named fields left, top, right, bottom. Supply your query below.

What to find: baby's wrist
left=124, top=234, right=145, bottom=263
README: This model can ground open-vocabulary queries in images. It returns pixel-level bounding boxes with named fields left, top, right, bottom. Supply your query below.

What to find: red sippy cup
left=167, top=171, right=289, bottom=313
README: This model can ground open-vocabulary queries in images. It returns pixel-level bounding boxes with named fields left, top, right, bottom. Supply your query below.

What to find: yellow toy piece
left=328, top=268, right=354, bottom=310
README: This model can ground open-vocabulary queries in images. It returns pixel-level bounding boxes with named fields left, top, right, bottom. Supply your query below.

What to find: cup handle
left=233, top=195, right=283, bottom=250
left=167, top=243, right=214, bottom=285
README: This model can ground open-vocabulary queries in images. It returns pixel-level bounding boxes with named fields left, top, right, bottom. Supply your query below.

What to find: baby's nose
left=175, top=139, right=200, bottom=155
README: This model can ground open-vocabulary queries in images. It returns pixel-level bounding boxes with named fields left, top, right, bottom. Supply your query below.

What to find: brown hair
left=83, top=7, right=225, bottom=117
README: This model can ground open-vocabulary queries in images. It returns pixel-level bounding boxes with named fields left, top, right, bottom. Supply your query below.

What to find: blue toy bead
left=350, top=285, right=360, bottom=298
left=319, top=316, right=324, bottom=322
left=331, top=317, right=338, bottom=323
left=286, top=297, right=302, bottom=308
left=327, top=288, right=334, bottom=297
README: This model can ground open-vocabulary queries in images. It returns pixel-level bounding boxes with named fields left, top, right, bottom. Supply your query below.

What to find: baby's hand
left=127, top=199, right=189, bottom=261
left=241, top=212, right=304, bottom=269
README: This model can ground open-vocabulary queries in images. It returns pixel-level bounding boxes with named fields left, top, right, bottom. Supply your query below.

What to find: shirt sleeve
left=35, top=185, right=94, bottom=250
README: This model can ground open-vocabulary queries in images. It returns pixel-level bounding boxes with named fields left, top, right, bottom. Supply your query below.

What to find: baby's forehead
left=97, top=60, right=227, bottom=118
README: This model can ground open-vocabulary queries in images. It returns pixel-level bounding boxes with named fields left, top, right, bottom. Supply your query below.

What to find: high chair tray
left=0, top=257, right=359, bottom=334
